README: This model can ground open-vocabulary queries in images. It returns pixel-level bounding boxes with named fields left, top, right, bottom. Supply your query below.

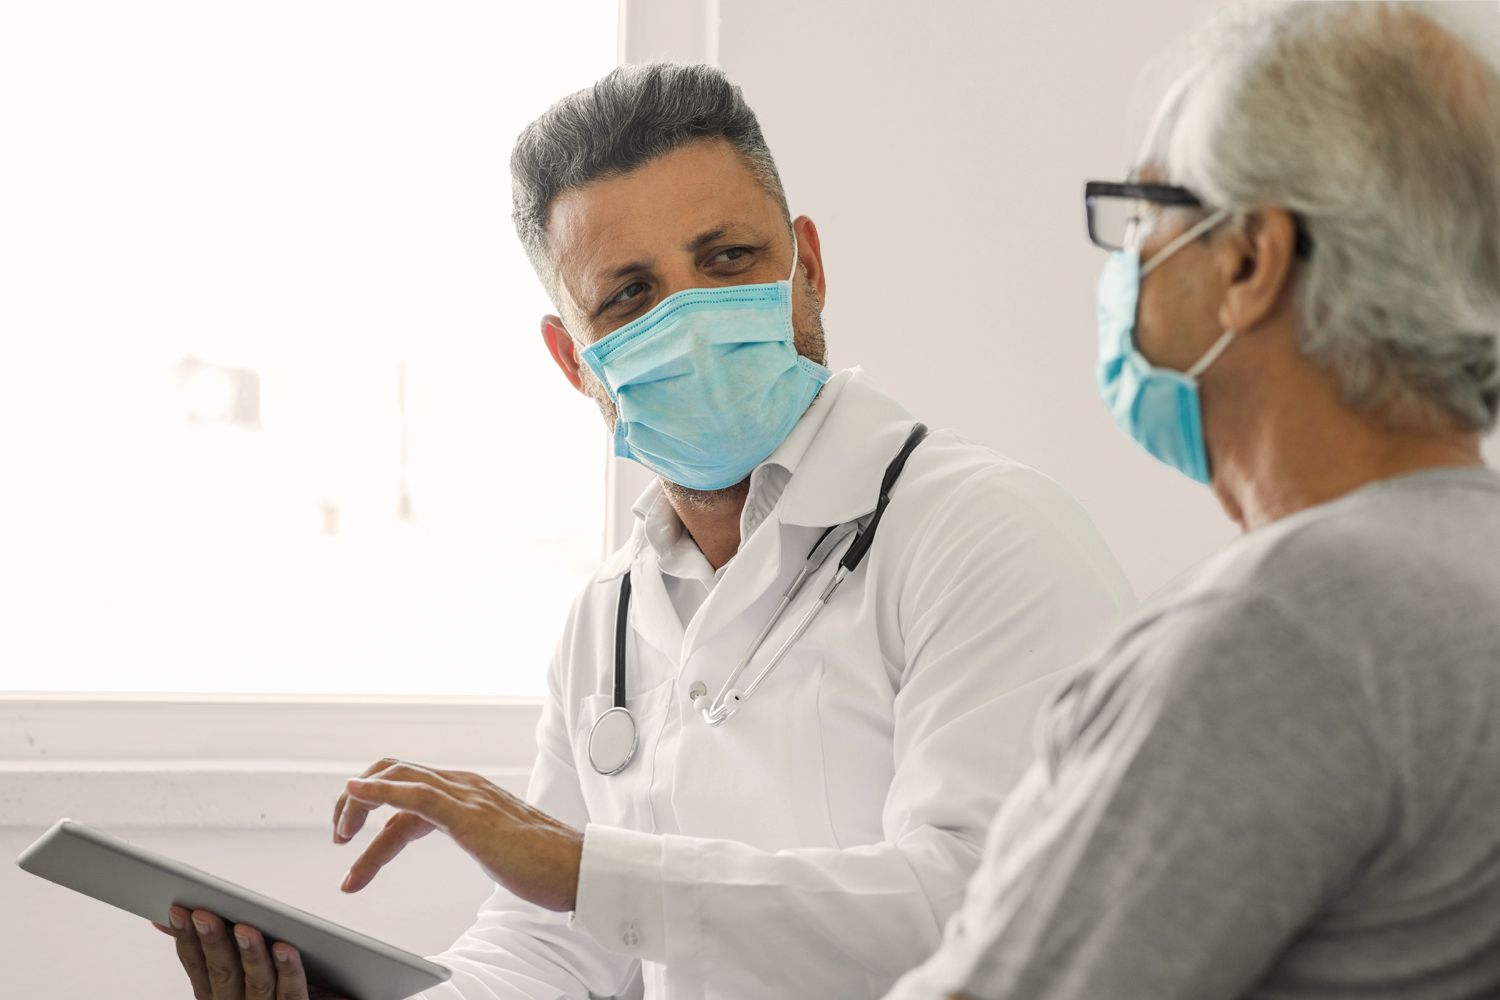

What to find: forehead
left=547, top=138, right=781, bottom=284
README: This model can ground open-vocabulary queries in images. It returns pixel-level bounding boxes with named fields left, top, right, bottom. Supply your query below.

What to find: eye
left=606, top=281, right=649, bottom=309
left=712, top=246, right=755, bottom=266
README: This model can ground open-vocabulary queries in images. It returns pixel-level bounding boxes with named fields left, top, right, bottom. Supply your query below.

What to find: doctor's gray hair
left=510, top=63, right=790, bottom=304
left=1147, top=2, right=1500, bottom=433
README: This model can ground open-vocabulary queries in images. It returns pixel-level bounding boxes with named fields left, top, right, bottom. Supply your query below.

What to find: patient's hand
left=152, top=905, right=349, bottom=1000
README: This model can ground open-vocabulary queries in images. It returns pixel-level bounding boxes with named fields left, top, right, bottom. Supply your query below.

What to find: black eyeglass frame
left=1084, top=179, right=1313, bottom=258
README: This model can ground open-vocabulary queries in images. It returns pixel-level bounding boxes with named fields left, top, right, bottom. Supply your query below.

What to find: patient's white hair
left=1147, top=2, right=1500, bottom=433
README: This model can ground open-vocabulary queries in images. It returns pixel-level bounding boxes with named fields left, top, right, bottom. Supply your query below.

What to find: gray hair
left=1148, top=2, right=1500, bottom=433
left=510, top=63, right=790, bottom=304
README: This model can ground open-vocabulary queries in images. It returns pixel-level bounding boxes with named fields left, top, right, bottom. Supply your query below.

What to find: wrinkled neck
left=1210, top=368, right=1485, bottom=530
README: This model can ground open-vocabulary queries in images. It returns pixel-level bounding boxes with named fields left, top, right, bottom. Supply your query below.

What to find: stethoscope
left=587, top=422, right=929, bottom=776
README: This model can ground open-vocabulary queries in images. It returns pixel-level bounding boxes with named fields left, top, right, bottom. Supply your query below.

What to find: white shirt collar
left=597, top=367, right=919, bottom=583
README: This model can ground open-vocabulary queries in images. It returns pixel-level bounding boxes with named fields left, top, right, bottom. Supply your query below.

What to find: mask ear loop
left=1185, top=328, right=1237, bottom=380
left=1141, top=207, right=1231, bottom=277
left=1136, top=205, right=1237, bottom=382
left=562, top=322, right=603, bottom=399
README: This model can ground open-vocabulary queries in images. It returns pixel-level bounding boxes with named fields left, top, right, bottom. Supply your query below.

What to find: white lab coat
left=422, top=369, right=1134, bottom=1000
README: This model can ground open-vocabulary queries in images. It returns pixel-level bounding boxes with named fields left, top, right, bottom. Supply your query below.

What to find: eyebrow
left=596, top=222, right=762, bottom=285
left=685, top=223, right=749, bottom=253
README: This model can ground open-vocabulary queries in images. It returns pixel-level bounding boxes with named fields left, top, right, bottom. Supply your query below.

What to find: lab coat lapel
left=678, top=369, right=918, bottom=659
left=680, top=512, right=786, bottom=661
left=593, top=532, right=685, bottom=667
left=629, top=545, right=687, bottom=664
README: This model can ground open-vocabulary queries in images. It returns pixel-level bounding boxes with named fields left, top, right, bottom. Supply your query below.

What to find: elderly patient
left=888, top=3, right=1500, bottom=998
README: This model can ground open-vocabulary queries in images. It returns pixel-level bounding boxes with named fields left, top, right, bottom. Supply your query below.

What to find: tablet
left=17, top=818, right=452, bottom=1000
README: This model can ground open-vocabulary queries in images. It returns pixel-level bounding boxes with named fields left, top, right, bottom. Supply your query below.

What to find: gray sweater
left=887, top=466, right=1500, bottom=1000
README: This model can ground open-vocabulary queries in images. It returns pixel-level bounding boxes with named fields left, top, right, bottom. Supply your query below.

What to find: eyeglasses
left=1084, top=179, right=1315, bottom=257
left=1084, top=180, right=1204, bottom=252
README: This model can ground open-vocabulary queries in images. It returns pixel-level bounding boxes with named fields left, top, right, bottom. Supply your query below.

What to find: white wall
left=711, top=0, right=1500, bottom=598
left=711, top=0, right=1232, bottom=599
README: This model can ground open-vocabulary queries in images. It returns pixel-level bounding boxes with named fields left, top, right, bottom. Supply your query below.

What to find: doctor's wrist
left=524, top=822, right=583, bottom=913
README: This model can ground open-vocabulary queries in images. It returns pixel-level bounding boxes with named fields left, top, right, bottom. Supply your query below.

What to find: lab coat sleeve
left=417, top=632, right=641, bottom=1000
left=569, top=464, right=1135, bottom=997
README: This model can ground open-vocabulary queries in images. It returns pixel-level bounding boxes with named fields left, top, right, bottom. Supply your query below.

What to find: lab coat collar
left=593, top=532, right=639, bottom=583
left=774, top=367, right=918, bottom=528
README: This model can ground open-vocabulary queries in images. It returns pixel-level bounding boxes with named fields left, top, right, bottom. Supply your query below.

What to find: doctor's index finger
left=341, top=809, right=435, bottom=893
left=336, top=759, right=452, bottom=841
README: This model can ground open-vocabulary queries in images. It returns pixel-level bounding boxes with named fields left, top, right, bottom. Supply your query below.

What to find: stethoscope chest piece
left=588, top=705, right=638, bottom=775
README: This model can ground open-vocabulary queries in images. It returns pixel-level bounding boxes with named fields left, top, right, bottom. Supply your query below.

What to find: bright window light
left=0, top=2, right=618, bottom=696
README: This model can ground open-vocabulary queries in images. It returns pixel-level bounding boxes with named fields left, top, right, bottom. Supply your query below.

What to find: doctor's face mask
left=572, top=231, right=832, bottom=492
left=1096, top=207, right=1234, bottom=484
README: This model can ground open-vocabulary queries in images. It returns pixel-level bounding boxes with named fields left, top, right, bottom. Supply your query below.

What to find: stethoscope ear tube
left=840, top=422, right=927, bottom=573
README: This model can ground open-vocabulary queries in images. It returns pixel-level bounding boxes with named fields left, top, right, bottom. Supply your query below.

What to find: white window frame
left=0, top=456, right=666, bottom=832
left=0, top=695, right=542, bottom=830
left=0, top=455, right=658, bottom=831
left=0, top=0, right=711, bottom=833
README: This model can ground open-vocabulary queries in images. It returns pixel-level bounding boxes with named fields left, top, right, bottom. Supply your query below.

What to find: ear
left=791, top=215, right=828, bottom=306
left=540, top=315, right=589, bottom=394
left=1218, top=207, right=1298, bottom=337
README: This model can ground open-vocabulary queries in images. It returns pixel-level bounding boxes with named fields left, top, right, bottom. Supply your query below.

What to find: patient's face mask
left=575, top=234, right=831, bottom=492
left=1095, top=208, right=1234, bottom=484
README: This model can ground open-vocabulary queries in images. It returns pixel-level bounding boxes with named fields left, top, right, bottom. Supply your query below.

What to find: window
left=0, top=1, right=619, bottom=696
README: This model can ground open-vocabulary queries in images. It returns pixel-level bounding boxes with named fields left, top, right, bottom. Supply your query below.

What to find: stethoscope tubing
left=612, top=571, right=631, bottom=710
left=589, top=422, right=928, bottom=775
left=696, top=520, right=860, bottom=725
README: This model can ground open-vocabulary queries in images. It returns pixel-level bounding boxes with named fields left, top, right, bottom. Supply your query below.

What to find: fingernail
left=169, top=910, right=185, bottom=931
left=191, top=916, right=211, bottom=935
left=234, top=931, right=250, bottom=951
left=273, top=946, right=291, bottom=964
left=336, top=816, right=351, bottom=840
left=340, top=871, right=353, bottom=892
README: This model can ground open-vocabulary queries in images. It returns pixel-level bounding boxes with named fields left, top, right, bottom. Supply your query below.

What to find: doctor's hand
left=332, top=758, right=584, bottom=912
left=151, top=905, right=349, bottom=1000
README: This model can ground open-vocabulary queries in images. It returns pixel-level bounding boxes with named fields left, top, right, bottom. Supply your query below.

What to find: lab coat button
left=621, top=921, right=641, bottom=948
left=687, top=681, right=707, bottom=700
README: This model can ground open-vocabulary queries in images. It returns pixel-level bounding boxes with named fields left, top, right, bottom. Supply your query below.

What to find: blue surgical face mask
left=575, top=234, right=831, bottom=492
left=1096, top=208, right=1235, bottom=484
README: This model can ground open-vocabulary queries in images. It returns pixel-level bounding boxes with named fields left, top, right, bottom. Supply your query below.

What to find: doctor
left=157, top=63, right=1132, bottom=999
